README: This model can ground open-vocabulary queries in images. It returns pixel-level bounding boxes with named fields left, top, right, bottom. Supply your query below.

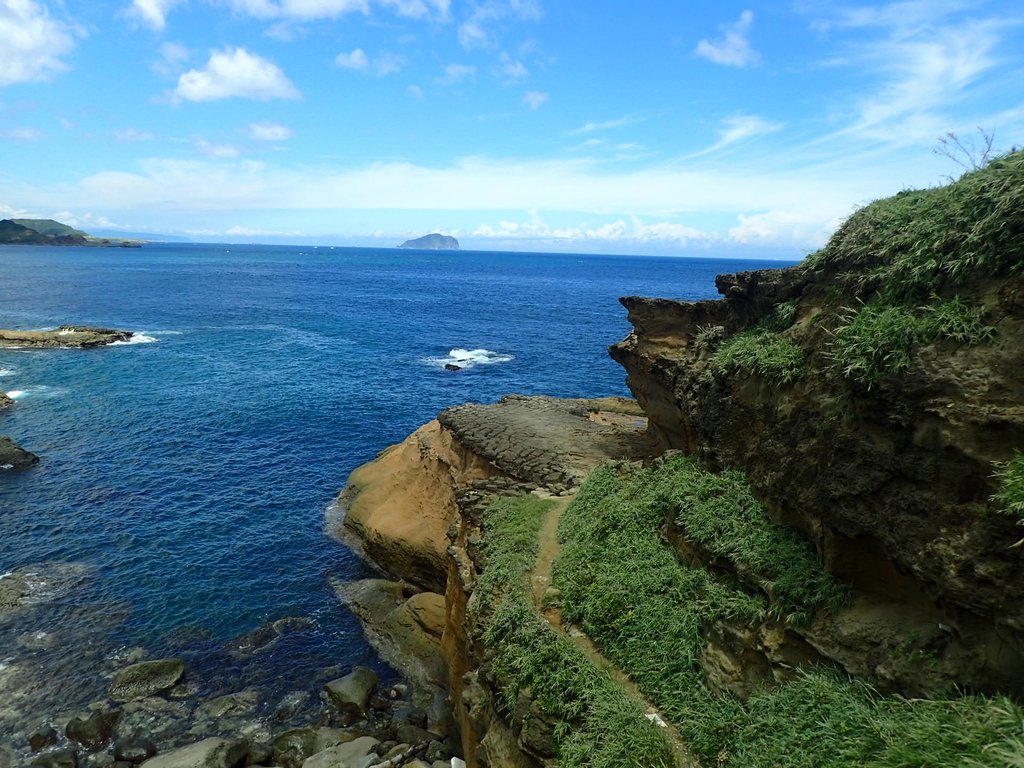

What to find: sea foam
left=0, top=368, right=13, bottom=377
left=111, top=333, right=158, bottom=345
left=425, top=348, right=514, bottom=370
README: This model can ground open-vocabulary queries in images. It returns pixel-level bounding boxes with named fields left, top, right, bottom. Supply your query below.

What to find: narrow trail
left=529, top=496, right=700, bottom=768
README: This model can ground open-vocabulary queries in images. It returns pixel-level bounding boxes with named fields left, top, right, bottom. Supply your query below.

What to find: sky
left=1, top=0, right=1022, bottom=256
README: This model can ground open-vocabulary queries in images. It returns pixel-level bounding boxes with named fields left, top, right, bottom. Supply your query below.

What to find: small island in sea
left=0, top=218, right=141, bottom=247
left=397, top=233, right=460, bottom=250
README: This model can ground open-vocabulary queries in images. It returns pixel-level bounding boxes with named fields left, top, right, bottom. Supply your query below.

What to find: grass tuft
left=992, top=453, right=1024, bottom=520
left=713, top=328, right=805, bottom=385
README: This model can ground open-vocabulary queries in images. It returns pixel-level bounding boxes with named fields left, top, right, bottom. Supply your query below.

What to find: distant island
left=0, top=218, right=141, bottom=247
left=397, top=233, right=460, bottom=250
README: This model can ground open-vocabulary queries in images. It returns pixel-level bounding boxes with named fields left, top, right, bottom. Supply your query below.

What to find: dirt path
left=530, top=496, right=700, bottom=768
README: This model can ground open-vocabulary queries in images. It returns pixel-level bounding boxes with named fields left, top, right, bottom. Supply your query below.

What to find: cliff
left=398, top=233, right=460, bottom=250
left=336, top=151, right=1024, bottom=767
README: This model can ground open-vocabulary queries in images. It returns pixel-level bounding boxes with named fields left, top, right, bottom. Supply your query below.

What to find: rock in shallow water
left=110, top=660, right=186, bottom=702
left=65, top=708, right=121, bottom=750
left=0, top=436, right=39, bottom=469
left=322, top=669, right=378, bottom=720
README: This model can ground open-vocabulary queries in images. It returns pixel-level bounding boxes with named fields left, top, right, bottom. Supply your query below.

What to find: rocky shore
left=0, top=326, right=134, bottom=349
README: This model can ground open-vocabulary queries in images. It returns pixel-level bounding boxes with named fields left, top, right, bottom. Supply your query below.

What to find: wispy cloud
left=569, top=115, right=642, bottom=135
left=0, top=127, right=43, bottom=141
left=687, top=114, right=783, bottom=158
left=193, top=137, right=241, bottom=158
left=114, top=127, right=156, bottom=142
left=457, top=0, right=542, bottom=50
left=172, top=47, right=301, bottom=102
left=247, top=121, right=293, bottom=141
left=436, top=63, right=476, bottom=84
left=695, top=10, right=760, bottom=68
left=523, top=91, right=548, bottom=110
left=0, top=0, right=81, bottom=87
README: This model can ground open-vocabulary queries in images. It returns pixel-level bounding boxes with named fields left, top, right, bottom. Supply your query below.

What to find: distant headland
left=0, top=218, right=141, bottom=247
left=397, top=233, right=459, bottom=250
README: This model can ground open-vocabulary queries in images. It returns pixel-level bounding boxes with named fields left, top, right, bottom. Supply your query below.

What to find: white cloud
left=194, top=137, right=241, bottom=158
left=729, top=208, right=842, bottom=247
left=436, top=63, right=476, bottom=84
left=125, top=0, right=184, bottom=31
left=335, top=48, right=370, bottom=70
left=471, top=214, right=716, bottom=247
left=0, top=127, right=42, bottom=141
left=247, top=121, right=293, bottom=141
left=457, top=0, right=542, bottom=50
left=569, top=115, right=641, bottom=135
left=499, top=52, right=527, bottom=79
left=0, top=0, right=80, bottom=87
left=173, top=47, right=301, bottom=102
left=523, top=91, right=548, bottom=110
left=153, top=41, right=189, bottom=76
left=408, top=84, right=424, bottom=99
left=335, top=48, right=404, bottom=75
left=695, top=9, right=760, bottom=68
left=114, top=127, right=156, bottom=142
left=224, top=0, right=448, bottom=21
left=687, top=114, right=783, bottom=158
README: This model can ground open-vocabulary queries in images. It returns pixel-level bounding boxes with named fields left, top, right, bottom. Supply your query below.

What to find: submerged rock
left=110, top=660, right=186, bottom=702
left=65, top=708, right=121, bottom=750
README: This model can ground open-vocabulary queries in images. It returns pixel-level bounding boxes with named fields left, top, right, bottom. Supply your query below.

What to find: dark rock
left=322, top=667, right=379, bottom=719
left=109, top=659, right=185, bottom=701
left=66, top=708, right=121, bottom=750
left=29, top=727, right=60, bottom=752
left=444, top=364, right=461, bottom=371
left=0, top=435, right=39, bottom=469
left=113, top=736, right=158, bottom=763
left=30, top=749, right=78, bottom=768
left=270, top=728, right=317, bottom=768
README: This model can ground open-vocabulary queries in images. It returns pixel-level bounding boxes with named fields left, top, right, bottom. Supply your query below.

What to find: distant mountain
left=398, top=233, right=460, bottom=250
left=0, top=218, right=143, bottom=247
left=0, top=219, right=87, bottom=245
left=11, top=219, right=88, bottom=238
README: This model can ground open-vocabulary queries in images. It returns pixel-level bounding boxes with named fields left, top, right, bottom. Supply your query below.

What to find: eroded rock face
left=610, top=268, right=1024, bottom=695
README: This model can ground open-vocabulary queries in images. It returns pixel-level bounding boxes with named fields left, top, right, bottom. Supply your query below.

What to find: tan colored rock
left=340, top=420, right=503, bottom=592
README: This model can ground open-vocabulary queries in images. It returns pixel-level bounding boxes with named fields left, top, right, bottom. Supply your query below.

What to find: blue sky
left=1, top=0, right=1022, bottom=255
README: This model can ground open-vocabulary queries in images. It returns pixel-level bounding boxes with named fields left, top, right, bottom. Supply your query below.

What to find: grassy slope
left=554, top=460, right=1024, bottom=767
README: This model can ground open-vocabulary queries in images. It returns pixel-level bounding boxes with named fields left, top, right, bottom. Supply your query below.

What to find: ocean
left=0, top=242, right=797, bottom=746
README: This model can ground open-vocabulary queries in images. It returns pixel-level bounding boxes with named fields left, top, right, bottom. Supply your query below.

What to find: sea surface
left=0, top=242, right=797, bottom=742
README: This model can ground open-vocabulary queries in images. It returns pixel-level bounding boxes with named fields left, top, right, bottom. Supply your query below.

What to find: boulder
left=0, top=435, right=39, bottom=469
left=110, top=659, right=185, bottom=701
left=29, top=749, right=78, bottom=768
left=114, top=736, right=158, bottom=763
left=300, top=736, right=380, bottom=768
left=65, top=708, right=121, bottom=750
left=322, top=668, right=378, bottom=719
left=138, top=738, right=248, bottom=768
left=29, top=726, right=59, bottom=752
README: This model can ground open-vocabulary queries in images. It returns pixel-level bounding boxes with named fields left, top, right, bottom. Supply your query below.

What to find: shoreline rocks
left=0, top=326, right=133, bottom=348
left=0, top=435, right=38, bottom=469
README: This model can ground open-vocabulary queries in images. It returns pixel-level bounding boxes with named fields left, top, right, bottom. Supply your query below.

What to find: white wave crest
left=0, top=368, right=13, bottom=377
left=111, top=333, right=158, bottom=345
left=425, top=347, right=514, bottom=370
left=5, top=390, right=26, bottom=400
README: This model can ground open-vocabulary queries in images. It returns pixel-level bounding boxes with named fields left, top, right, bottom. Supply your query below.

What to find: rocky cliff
left=337, top=152, right=1024, bottom=768
left=611, top=151, right=1024, bottom=696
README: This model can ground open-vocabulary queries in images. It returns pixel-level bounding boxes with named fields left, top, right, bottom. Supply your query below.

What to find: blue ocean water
left=0, top=243, right=797, bottom=733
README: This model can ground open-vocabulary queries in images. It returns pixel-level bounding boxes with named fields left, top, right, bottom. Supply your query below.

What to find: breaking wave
left=424, top=347, right=514, bottom=370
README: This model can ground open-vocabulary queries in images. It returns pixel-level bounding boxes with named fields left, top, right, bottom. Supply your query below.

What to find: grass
left=992, top=453, right=1024, bottom=520
left=806, top=150, right=1024, bottom=302
left=554, top=460, right=1024, bottom=767
left=474, top=495, right=675, bottom=767
left=828, top=297, right=994, bottom=387
left=712, top=300, right=805, bottom=385
left=651, top=455, right=846, bottom=623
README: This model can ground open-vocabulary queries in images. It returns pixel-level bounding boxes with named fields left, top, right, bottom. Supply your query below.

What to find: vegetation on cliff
left=554, top=460, right=1024, bottom=767
left=474, top=495, right=675, bottom=767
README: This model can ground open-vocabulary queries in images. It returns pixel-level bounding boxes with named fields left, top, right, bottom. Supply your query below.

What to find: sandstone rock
left=0, top=435, right=39, bottom=469
left=322, top=668, right=378, bottom=719
left=300, top=736, right=379, bottom=768
left=110, top=659, right=186, bottom=701
left=138, top=737, right=248, bottom=768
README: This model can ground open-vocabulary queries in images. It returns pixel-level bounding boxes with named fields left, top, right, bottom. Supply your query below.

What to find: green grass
left=475, top=495, right=675, bottom=767
left=992, top=453, right=1024, bottom=520
left=554, top=460, right=1024, bottom=767
left=828, top=297, right=993, bottom=387
left=807, top=150, right=1024, bottom=302
left=650, top=455, right=846, bottom=623
left=713, top=328, right=805, bottom=385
